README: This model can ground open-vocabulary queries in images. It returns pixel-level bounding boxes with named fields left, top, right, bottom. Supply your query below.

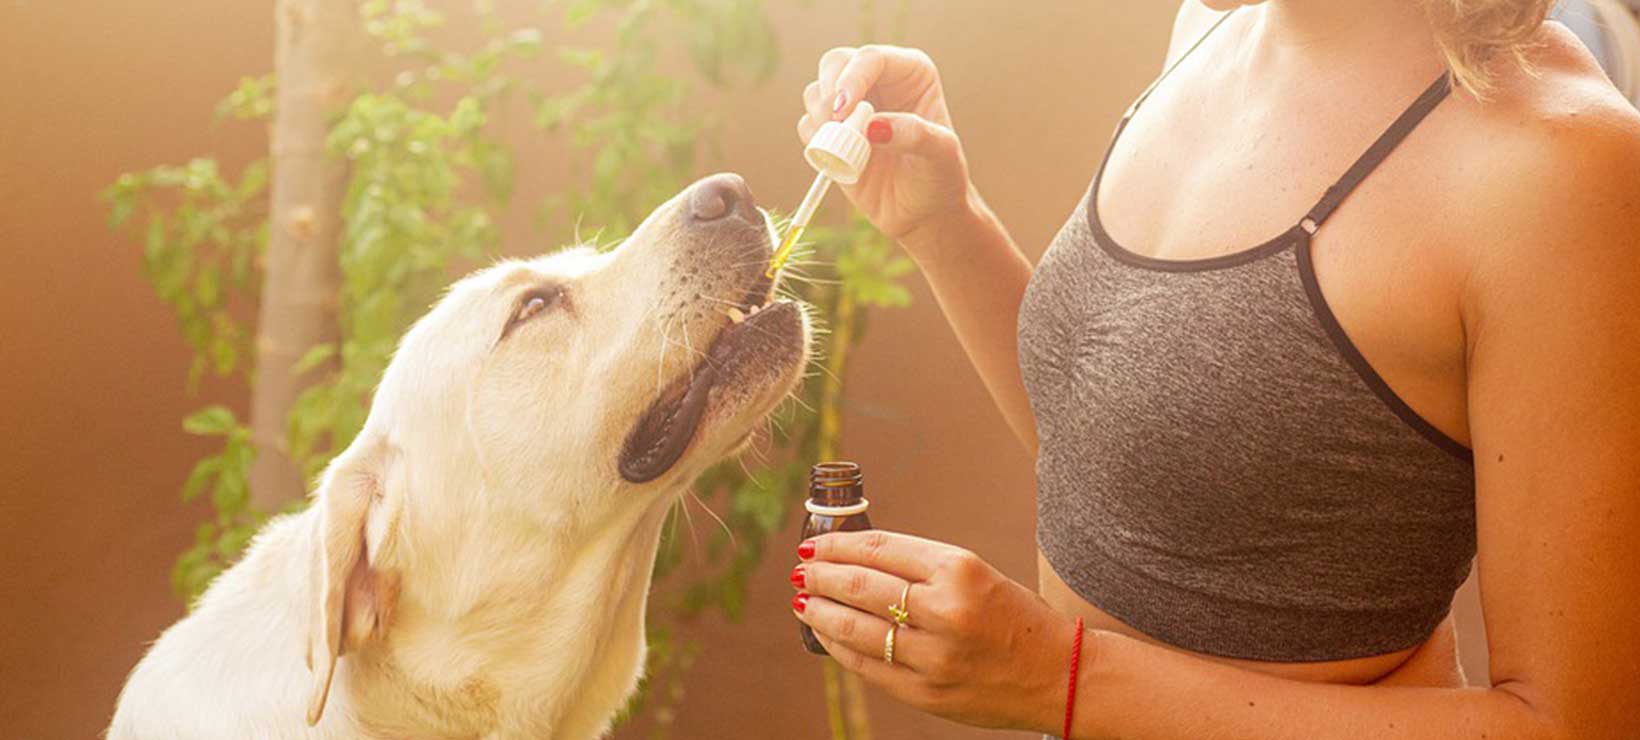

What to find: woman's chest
left=1058, top=87, right=1474, bottom=447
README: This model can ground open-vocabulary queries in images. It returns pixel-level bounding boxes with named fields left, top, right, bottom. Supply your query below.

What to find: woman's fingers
left=802, top=80, right=823, bottom=115
left=804, top=530, right=949, bottom=581
left=798, top=593, right=931, bottom=673
left=866, top=111, right=961, bottom=160
left=811, top=631, right=891, bottom=677
left=816, top=44, right=939, bottom=121
left=832, top=45, right=936, bottom=120
left=829, top=45, right=890, bottom=119
left=817, top=46, right=854, bottom=85
left=796, top=562, right=937, bottom=628
left=797, top=113, right=818, bottom=144
left=816, top=46, right=856, bottom=114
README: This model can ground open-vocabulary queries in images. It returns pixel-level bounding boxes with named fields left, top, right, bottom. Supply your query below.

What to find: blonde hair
left=1422, top=0, right=1555, bottom=96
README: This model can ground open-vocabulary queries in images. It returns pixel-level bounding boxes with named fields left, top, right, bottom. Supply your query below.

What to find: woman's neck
left=1249, top=0, right=1442, bottom=76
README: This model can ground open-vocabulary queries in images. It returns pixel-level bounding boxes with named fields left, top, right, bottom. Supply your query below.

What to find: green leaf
left=449, top=96, right=484, bottom=133
left=506, top=27, right=543, bottom=57
left=194, top=268, right=220, bottom=307
left=236, top=159, right=269, bottom=200
left=182, top=405, right=237, bottom=436
left=208, top=332, right=238, bottom=376
left=292, top=343, right=337, bottom=374
left=563, top=0, right=601, bottom=27
left=180, top=457, right=222, bottom=503
left=212, top=470, right=247, bottom=513
left=558, top=46, right=604, bottom=70
left=216, top=521, right=256, bottom=560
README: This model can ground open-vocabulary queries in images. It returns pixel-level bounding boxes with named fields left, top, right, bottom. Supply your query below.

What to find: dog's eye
left=508, top=288, right=562, bottom=330
left=518, top=293, right=553, bottom=322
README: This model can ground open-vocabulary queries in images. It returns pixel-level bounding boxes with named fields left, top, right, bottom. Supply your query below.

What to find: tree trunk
left=816, top=289, right=874, bottom=740
left=251, top=0, right=363, bottom=507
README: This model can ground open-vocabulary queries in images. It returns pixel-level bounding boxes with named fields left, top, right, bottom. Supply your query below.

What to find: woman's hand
left=790, top=530, right=1078, bottom=732
left=798, top=46, right=977, bottom=257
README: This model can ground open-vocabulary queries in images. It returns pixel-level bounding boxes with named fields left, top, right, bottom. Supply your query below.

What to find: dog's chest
left=348, top=612, right=644, bottom=738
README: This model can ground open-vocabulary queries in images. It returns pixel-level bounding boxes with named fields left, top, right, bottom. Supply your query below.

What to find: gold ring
left=888, top=582, right=911, bottom=627
left=883, top=622, right=899, bottom=665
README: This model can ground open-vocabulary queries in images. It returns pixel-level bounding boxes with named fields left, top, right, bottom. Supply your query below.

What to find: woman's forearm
left=901, top=188, right=1039, bottom=454
left=1069, top=630, right=1559, bottom=740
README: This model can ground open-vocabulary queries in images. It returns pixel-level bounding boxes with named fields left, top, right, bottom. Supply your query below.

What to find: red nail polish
left=790, top=565, right=806, bottom=589
left=798, top=539, right=816, bottom=559
left=831, top=91, right=848, bottom=117
left=866, top=119, right=893, bottom=144
left=792, top=592, right=809, bottom=613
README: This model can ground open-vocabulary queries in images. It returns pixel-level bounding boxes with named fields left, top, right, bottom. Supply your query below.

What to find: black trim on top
left=1089, top=210, right=1304, bottom=272
left=1295, top=234, right=1475, bottom=464
left=1086, top=137, right=1307, bottom=273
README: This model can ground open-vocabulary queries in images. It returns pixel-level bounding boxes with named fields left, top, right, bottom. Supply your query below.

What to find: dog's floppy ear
left=304, top=437, right=404, bottom=726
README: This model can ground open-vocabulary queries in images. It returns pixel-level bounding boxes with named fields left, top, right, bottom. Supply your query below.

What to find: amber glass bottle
left=799, top=461, right=873, bottom=655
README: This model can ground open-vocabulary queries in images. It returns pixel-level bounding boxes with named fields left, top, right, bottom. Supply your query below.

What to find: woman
left=787, top=1, right=1640, bottom=737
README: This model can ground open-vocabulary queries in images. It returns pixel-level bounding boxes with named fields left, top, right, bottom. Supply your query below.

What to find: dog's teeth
left=726, top=307, right=745, bottom=324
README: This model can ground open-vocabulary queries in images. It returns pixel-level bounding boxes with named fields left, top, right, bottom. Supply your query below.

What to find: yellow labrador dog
left=108, top=174, right=809, bottom=739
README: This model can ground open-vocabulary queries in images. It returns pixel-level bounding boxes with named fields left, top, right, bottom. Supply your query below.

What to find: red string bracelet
left=1063, top=616, right=1085, bottom=740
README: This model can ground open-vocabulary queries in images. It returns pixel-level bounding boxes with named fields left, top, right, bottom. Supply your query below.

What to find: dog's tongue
left=618, top=364, right=716, bottom=483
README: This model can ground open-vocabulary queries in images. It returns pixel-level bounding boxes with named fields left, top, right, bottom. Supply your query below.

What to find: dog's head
left=301, top=173, right=809, bottom=724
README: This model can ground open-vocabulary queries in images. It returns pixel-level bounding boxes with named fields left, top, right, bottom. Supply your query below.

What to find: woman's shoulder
left=1450, top=22, right=1640, bottom=185
left=1441, top=22, right=1640, bottom=270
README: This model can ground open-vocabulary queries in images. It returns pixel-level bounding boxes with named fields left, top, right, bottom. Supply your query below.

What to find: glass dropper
left=766, top=101, right=876, bottom=278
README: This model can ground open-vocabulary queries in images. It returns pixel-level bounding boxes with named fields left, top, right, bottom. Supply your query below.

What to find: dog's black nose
left=688, top=173, right=759, bottom=223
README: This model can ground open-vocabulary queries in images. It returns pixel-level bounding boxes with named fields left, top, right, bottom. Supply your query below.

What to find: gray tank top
left=1020, top=14, right=1476, bottom=662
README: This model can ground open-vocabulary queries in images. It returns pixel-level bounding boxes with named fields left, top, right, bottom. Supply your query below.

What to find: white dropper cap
left=766, top=101, right=877, bottom=277
left=804, top=100, right=875, bottom=185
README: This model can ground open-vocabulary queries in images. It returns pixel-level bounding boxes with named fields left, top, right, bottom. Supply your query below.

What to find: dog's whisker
left=680, top=312, right=698, bottom=379
left=695, top=292, right=754, bottom=311
left=688, top=487, right=735, bottom=550
left=660, top=334, right=710, bottom=364
left=655, top=313, right=673, bottom=394
left=676, top=489, right=705, bottom=558
left=774, top=273, right=842, bottom=287
left=785, top=389, right=817, bottom=415
left=664, top=498, right=685, bottom=561
left=803, top=354, right=844, bottom=385
left=760, top=410, right=786, bottom=443
left=705, top=313, right=794, bottom=346
left=769, top=260, right=827, bottom=275
left=728, top=255, right=786, bottom=269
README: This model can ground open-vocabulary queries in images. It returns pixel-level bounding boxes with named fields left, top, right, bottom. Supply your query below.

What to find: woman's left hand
left=791, top=530, right=1079, bottom=731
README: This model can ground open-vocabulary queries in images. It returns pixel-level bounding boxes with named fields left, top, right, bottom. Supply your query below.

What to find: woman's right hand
left=798, top=45, right=976, bottom=257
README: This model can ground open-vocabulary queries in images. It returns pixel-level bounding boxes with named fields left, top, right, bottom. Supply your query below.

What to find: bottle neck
left=808, top=482, right=863, bottom=507
left=808, top=461, right=866, bottom=513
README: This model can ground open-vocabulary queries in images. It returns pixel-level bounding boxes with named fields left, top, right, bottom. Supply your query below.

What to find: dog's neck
left=339, top=473, right=681, bottom=738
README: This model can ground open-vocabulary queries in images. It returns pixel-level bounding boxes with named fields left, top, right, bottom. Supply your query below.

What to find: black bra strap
left=1121, top=9, right=1238, bottom=122
left=1301, top=73, right=1453, bottom=233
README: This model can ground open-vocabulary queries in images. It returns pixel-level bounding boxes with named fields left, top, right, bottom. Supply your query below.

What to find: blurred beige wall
left=0, top=2, right=1485, bottom=738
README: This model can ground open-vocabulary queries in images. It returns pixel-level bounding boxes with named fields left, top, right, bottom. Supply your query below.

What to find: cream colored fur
left=108, top=178, right=807, bottom=739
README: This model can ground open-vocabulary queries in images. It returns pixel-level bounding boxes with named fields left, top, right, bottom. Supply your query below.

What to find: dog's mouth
left=618, top=268, right=805, bottom=484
